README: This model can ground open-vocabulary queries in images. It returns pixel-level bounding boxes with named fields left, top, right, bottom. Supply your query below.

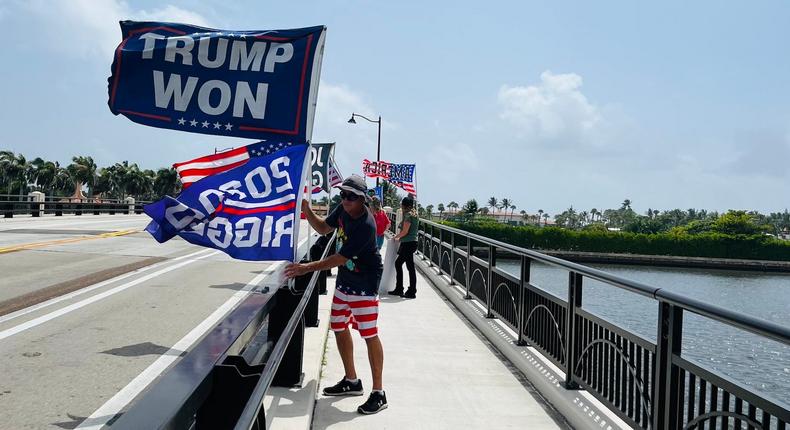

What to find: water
left=496, top=260, right=790, bottom=405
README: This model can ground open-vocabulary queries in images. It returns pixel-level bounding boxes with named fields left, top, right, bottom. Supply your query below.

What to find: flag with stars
left=174, top=141, right=302, bottom=188
left=328, top=157, right=343, bottom=187
left=107, top=21, right=326, bottom=143
left=144, top=144, right=309, bottom=261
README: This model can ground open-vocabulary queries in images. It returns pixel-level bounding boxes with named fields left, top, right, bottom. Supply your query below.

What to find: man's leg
left=335, top=328, right=357, bottom=380
left=364, top=335, right=384, bottom=390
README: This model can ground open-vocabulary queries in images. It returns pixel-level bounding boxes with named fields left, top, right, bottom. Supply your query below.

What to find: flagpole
left=306, top=143, right=313, bottom=262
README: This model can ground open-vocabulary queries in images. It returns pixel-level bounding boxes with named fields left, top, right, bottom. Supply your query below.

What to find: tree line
left=0, top=150, right=180, bottom=201
left=421, top=197, right=790, bottom=237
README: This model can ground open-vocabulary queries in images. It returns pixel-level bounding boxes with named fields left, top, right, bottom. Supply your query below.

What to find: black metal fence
left=414, top=219, right=790, bottom=430
left=0, top=194, right=149, bottom=217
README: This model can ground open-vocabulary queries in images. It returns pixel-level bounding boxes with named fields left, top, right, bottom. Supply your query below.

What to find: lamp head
left=347, top=115, right=356, bottom=124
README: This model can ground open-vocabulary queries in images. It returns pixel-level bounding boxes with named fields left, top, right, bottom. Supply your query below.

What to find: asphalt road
left=0, top=214, right=309, bottom=429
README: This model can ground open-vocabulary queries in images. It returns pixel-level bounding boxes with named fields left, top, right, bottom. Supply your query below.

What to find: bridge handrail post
left=652, top=301, right=684, bottom=430
left=427, top=224, right=434, bottom=267
left=438, top=227, right=443, bottom=274
left=564, top=271, right=583, bottom=389
left=449, top=231, right=455, bottom=285
left=485, top=244, right=496, bottom=318
left=464, top=235, right=471, bottom=299
left=516, top=255, right=530, bottom=346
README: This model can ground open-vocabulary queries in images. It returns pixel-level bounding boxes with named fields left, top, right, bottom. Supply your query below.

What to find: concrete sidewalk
left=312, top=247, right=568, bottom=429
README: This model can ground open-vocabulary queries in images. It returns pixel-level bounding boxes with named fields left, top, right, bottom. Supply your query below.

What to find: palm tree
left=67, top=156, right=97, bottom=199
left=124, top=163, right=153, bottom=199
left=153, top=167, right=180, bottom=199
left=579, top=211, right=588, bottom=226
left=93, top=167, right=114, bottom=199
left=500, top=198, right=511, bottom=222
left=462, top=199, right=478, bottom=220
left=28, top=158, right=57, bottom=194
left=590, top=208, right=599, bottom=222
left=509, top=203, right=516, bottom=221
left=542, top=212, right=549, bottom=226
left=448, top=201, right=459, bottom=213
left=537, top=209, right=544, bottom=226
left=621, top=199, right=632, bottom=211
left=425, top=204, right=434, bottom=219
left=487, top=197, right=498, bottom=214
left=437, top=203, right=445, bottom=219
left=0, top=151, right=30, bottom=196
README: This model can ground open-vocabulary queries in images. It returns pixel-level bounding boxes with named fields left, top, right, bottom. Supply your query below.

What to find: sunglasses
left=340, top=191, right=361, bottom=201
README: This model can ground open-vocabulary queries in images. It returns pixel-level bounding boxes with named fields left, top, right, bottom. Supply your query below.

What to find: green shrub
left=439, top=221, right=790, bottom=261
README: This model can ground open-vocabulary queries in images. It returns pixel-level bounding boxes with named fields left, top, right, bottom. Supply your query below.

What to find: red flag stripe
left=175, top=159, right=249, bottom=179
left=173, top=147, right=248, bottom=168
left=216, top=201, right=296, bottom=215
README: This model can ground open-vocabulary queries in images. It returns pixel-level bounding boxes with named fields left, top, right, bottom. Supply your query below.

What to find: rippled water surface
left=495, top=261, right=790, bottom=405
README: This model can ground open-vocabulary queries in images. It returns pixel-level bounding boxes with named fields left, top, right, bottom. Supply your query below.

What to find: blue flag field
left=144, top=144, right=309, bottom=261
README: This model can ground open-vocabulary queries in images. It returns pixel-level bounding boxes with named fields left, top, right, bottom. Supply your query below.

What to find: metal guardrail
left=111, top=232, right=336, bottom=430
left=411, top=217, right=789, bottom=430
left=0, top=194, right=151, bottom=217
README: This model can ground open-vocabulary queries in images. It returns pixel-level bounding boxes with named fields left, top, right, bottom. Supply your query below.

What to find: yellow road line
left=0, top=229, right=139, bottom=254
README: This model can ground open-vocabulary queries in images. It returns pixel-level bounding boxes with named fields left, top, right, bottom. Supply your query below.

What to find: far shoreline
left=495, top=249, right=790, bottom=273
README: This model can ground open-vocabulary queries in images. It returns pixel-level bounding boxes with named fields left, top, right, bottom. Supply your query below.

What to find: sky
left=0, top=0, right=788, bottom=215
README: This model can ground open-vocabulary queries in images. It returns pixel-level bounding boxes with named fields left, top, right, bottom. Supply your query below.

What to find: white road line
left=76, top=237, right=309, bottom=430
left=0, top=250, right=220, bottom=341
left=0, top=217, right=148, bottom=231
left=0, top=248, right=214, bottom=325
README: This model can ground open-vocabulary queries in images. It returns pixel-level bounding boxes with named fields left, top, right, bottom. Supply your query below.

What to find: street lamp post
left=348, top=113, right=382, bottom=188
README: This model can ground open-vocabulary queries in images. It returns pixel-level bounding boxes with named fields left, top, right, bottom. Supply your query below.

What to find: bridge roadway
left=0, top=214, right=309, bottom=429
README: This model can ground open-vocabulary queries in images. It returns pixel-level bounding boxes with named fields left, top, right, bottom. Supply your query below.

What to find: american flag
left=328, top=157, right=343, bottom=187
left=312, top=157, right=343, bottom=194
left=392, top=181, right=416, bottom=196
left=362, top=159, right=416, bottom=196
left=174, top=141, right=298, bottom=188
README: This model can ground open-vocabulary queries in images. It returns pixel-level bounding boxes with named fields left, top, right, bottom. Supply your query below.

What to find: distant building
left=424, top=210, right=554, bottom=226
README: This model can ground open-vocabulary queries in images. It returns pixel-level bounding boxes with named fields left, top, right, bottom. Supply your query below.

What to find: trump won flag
left=143, top=144, right=309, bottom=261
left=108, top=22, right=326, bottom=143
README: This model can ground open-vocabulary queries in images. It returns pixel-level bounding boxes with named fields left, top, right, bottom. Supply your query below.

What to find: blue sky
left=0, top=0, right=788, bottom=215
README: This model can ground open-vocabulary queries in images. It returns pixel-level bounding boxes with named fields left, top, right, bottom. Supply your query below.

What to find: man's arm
left=285, top=253, right=348, bottom=278
left=302, top=200, right=334, bottom=235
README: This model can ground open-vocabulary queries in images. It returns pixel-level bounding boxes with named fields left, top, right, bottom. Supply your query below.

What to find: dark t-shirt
left=325, top=206, right=383, bottom=296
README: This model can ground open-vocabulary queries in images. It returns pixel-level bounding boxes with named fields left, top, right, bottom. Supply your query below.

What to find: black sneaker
left=357, top=391, right=388, bottom=414
left=403, top=288, right=416, bottom=299
left=322, top=378, right=364, bottom=396
left=388, top=287, right=403, bottom=297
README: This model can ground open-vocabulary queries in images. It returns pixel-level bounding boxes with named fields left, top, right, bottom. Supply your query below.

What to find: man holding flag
left=285, top=175, right=388, bottom=415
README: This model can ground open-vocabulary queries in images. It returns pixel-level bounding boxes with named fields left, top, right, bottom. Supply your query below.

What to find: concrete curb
left=415, top=255, right=633, bottom=430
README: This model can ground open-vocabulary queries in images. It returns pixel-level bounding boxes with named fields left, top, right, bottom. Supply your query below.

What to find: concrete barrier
left=28, top=192, right=44, bottom=217
left=125, top=197, right=135, bottom=215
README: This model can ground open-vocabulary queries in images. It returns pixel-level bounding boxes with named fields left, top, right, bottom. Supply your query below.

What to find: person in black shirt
left=285, top=175, right=388, bottom=415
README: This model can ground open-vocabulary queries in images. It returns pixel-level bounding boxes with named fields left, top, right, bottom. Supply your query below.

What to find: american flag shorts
left=330, top=289, right=379, bottom=339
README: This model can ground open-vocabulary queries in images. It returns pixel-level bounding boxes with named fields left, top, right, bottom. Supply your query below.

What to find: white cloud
left=17, top=0, right=210, bottom=59
left=498, top=70, right=605, bottom=147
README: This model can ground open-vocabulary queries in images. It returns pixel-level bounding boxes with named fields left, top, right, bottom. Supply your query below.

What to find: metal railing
left=0, top=194, right=150, bottom=217
left=111, top=232, right=335, bottom=430
left=414, top=218, right=790, bottom=430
